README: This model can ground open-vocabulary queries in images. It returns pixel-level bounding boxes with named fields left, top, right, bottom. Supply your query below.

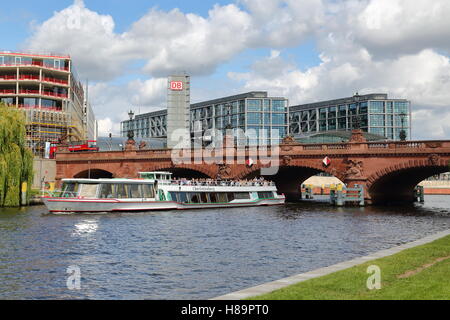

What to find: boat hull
left=42, top=197, right=285, bottom=213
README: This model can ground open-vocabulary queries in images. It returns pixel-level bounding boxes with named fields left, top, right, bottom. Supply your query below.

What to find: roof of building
left=96, top=136, right=166, bottom=150
left=293, top=130, right=388, bottom=144
left=127, top=91, right=287, bottom=120
left=290, top=93, right=409, bottom=111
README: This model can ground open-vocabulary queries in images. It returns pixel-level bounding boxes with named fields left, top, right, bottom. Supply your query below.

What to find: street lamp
left=127, top=109, right=135, bottom=141
left=399, top=112, right=407, bottom=141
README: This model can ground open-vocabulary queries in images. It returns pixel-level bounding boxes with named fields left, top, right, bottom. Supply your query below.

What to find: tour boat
left=42, top=171, right=285, bottom=213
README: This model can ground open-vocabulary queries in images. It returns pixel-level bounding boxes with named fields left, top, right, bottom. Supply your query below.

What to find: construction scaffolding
left=23, top=108, right=72, bottom=157
left=0, top=51, right=96, bottom=158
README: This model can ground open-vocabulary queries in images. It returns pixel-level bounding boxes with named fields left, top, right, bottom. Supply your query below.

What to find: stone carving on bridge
left=281, top=135, right=297, bottom=151
left=425, top=142, right=442, bottom=148
left=349, top=129, right=367, bottom=143
left=344, top=159, right=364, bottom=179
left=428, top=154, right=440, bottom=165
left=217, top=163, right=232, bottom=179
left=125, top=139, right=136, bottom=151
left=282, top=155, right=292, bottom=166
left=138, top=141, right=148, bottom=150
left=117, top=164, right=133, bottom=178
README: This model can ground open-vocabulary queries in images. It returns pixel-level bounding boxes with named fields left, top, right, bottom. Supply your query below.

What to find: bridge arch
left=73, top=168, right=114, bottom=179
left=236, top=161, right=344, bottom=202
left=367, top=158, right=449, bottom=204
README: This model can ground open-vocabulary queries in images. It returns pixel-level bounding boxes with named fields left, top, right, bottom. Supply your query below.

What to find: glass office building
left=289, top=93, right=411, bottom=141
left=121, top=92, right=289, bottom=146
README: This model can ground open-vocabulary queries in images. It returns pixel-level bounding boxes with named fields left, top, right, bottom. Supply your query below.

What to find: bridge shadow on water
left=279, top=195, right=450, bottom=219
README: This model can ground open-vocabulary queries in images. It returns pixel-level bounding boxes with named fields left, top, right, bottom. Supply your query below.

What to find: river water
left=0, top=195, right=449, bottom=300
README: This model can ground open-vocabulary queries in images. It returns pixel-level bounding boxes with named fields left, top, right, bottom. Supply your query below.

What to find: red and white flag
left=246, top=158, right=254, bottom=167
left=322, top=156, right=331, bottom=167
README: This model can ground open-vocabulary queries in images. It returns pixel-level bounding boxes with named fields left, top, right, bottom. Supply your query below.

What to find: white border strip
left=211, top=229, right=450, bottom=300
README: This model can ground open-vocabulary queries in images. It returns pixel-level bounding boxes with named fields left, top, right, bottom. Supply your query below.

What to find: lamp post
left=108, top=132, right=112, bottom=151
left=399, top=112, right=407, bottom=141
left=127, top=109, right=135, bottom=141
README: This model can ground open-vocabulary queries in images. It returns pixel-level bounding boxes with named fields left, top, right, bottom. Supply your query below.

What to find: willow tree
left=0, top=102, right=34, bottom=207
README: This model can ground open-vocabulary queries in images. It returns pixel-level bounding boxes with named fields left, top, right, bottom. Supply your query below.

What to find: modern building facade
left=0, top=51, right=97, bottom=157
left=166, top=74, right=190, bottom=148
left=121, top=91, right=289, bottom=146
left=289, top=93, right=411, bottom=141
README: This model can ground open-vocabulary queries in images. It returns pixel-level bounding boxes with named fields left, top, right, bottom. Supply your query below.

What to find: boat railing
left=158, top=180, right=276, bottom=187
left=42, top=190, right=78, bottom=198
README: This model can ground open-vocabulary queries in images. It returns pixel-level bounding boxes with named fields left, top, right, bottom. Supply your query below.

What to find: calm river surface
left=1, top=195, right=449, bottom=300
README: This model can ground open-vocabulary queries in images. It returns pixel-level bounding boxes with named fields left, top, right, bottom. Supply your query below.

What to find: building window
left=369, top=101, right=385, bottom=113
left=386, top=102, right=393, bottom=113
left=370, top=127, right=386, bottom=137
left=394, top=101, right=409, bottom=113
left=272, top=100, right=286, bottom=112
left=247, top=99, right=262, bottom=111
left=338, top=105, right=346, bottom=117
left=247, top=112, right=263, bottom=125
left=272, top=113, right=285, bottom=125
left=369, top=114, right=385, bottom=126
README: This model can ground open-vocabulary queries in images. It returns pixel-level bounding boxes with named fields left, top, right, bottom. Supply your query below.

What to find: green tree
left=0, top=103, right=34, bottom=207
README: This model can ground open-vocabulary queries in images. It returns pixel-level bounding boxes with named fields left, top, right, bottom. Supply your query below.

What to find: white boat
left=42, top=171, right=285, bottom=213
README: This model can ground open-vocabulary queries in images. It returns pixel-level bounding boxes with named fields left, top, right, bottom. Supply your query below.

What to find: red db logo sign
left=170, top=81, right=183, bottom=91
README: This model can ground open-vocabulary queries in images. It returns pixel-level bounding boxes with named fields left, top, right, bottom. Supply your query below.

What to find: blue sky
left=2, top=0, right=450, bottom=139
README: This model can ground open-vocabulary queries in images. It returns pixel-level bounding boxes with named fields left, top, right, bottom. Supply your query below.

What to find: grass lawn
left=250, top=234, right=450, bottom=300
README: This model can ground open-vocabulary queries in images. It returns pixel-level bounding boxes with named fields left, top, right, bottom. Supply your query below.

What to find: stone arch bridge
left=55, top=133, right=450, bottom=204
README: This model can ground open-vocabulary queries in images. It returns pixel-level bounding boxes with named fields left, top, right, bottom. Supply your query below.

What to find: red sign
left=170, top=81, right=183, bottom=91
left=322, top=156, right=331, bottom=167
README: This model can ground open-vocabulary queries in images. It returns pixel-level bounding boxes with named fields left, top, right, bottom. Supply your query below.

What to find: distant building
left=121, top=91, right=289, bottom=146
left=166, top=74, right=190, bottom=148
left=0, top=51, right=97, bottom=157
left=289, top=93, right=411, bottom=141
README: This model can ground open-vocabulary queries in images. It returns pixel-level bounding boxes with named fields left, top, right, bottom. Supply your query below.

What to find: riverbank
left=212, top=229, right=450, bottom=300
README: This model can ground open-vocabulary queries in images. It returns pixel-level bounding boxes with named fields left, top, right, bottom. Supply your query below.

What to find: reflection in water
left=72, top=220, right=99, bottom=236
left=0, top=195, right=449, bottom=299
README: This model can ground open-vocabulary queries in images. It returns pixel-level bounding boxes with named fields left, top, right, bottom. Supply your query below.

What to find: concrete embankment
left=211, top=229, right=450, bottom=300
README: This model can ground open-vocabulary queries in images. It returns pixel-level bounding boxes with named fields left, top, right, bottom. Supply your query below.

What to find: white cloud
left=97, top=117, right=115, bottom=136
left=88, top=78, right=168, bottom=136
left=25, top=0, right=128, bottom=81
left=355, top=0, right=450, bottom=57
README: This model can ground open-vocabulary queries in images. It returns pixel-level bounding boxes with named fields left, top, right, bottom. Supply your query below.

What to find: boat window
left=142, top=184, right=155, bottom=198
left=61, top=182, right=78, bottom=197
left=116, top=184, right=129, bottom=198
left=209, top=192, right=217, bottom=203
left=169, top=192, right=179, bottom=202
left=128, top=184, right=141, bottom=198
left=99, top=184, right=115, bottom=198
left=189, top=193, right=200, bottom=203
left=200, top=192, right=209, bottom=203
left=79, top=184, right=99, bottom=198
left=217, top=193, right=228, bottom=203
left=257, top=191, right=273, bottom=199
left=158, top=190, right=166, bottom=201
left=227, top=193, right=235, bottom=202
left=234, top=192, right=250, bottom=200
left=178, top=192, right=188, bottom=203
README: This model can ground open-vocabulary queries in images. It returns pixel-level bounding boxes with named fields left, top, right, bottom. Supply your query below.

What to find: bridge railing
left=55, top=139, right=450, bottom=161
